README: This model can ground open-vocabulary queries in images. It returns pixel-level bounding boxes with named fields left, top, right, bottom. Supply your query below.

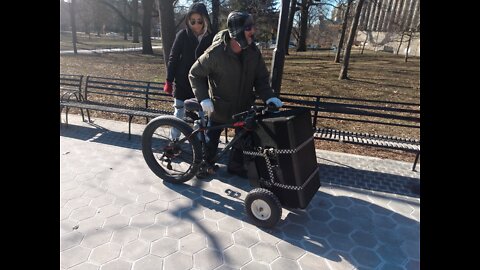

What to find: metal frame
left=61, top=75, right=172, bottom=139
left=60, top=74, right=420, bottom=170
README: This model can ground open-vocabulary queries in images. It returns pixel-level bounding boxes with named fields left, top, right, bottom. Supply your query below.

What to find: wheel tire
left=245, top=188, right=282, bottom=228
left=142, top=115, right=202, bottom=184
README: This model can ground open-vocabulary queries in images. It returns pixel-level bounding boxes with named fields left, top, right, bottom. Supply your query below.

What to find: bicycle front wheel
left=142, top=115, right=202, bottom=183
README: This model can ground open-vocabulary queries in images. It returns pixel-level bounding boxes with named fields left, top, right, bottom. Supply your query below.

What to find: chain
left=243, top=138, right=318, bottom=191
left=265, top=166, right=319, bottom=191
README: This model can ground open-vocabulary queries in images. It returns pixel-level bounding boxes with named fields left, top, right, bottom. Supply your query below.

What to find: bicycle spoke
left=152, top=126, right=192, bottom=174
left=142, top=117, right=202, bottom=183
left=168, top=166, right=192, bottom=175
left=176, top=151, right=193, bottom=162
left=152, top=132, right=170, bottom=140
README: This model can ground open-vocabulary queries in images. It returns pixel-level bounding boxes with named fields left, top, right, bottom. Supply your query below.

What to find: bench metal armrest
left=60, top=90, right=85, bottom=103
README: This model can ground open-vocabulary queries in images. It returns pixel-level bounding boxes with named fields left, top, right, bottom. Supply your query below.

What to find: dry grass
left=60, top=41, right=420, bottom=164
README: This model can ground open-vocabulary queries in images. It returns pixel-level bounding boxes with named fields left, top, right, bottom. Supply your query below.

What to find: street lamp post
left=269, top=0, right=291, bottom=96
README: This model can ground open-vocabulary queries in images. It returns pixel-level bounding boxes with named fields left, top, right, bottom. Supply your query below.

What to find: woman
left=163, top=2, right=214, bottom=140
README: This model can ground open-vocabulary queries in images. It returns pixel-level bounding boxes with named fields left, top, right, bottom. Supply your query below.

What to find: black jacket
left=166, top=3, right=214, bottom=101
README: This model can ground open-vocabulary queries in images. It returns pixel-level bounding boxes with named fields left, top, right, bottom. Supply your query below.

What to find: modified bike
left=141, top=98, right=320, bottom=228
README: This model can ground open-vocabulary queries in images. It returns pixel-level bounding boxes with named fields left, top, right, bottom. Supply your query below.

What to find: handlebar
left=231, top=103, right=280, bottom=121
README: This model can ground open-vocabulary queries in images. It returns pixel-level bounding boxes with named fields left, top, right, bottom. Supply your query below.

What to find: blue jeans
left=171, top=99, right=185, bottom=140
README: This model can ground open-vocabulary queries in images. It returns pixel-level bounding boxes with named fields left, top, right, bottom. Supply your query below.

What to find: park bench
left=60, top=74, right=88, bottom=124
left=60, top=75, right=173, bottom=139
left=60, top=74, right=420, bottom=170
left=278, top=93, right=420, bottom=171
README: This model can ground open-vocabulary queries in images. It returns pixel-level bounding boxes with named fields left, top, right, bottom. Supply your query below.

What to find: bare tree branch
left=96, top=0, right=142, bottom=28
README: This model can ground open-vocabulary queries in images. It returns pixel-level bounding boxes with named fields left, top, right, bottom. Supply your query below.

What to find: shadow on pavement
left=60, top=122, right=420, bottom=198
left=163, top=178, right=419, bottom=269
left=320, top=164, right=420, bottom=198
left=60, top=122, right=143, bottom=150
left=61, top=121, right=420, bottom=269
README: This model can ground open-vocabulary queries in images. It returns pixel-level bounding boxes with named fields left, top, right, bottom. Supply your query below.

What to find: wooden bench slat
left=60, top=74, right=173, bottom=139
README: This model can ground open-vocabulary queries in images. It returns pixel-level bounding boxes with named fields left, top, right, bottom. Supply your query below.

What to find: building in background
left=330, top=0, right=420, bottom=56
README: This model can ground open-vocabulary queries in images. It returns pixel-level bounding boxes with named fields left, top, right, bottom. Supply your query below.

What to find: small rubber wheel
left=245, top=188, right=282, bottom=228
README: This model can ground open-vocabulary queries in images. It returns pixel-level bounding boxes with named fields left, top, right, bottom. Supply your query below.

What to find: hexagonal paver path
left=61, top=115, right=420, bottom=270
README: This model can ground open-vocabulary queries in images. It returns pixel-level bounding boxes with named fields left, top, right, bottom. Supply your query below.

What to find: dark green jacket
left=188, top=29, right=275, bottom=123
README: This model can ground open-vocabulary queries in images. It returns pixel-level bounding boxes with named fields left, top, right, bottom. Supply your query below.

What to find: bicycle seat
left=184, top=98, right=203, bottom=112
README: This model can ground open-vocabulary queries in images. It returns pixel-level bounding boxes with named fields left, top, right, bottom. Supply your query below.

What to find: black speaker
left=246, top=108, right=321, bottom=209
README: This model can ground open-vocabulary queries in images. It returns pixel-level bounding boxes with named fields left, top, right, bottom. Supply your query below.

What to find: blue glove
left=266, top=97, right=283, bottom=108
left=200, top=98, right=214, bottom=116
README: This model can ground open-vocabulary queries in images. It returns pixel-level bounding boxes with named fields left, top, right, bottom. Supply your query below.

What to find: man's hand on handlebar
left=231, top=101, right=282, bottom=121
left=200, top=98, right=214, bottom=116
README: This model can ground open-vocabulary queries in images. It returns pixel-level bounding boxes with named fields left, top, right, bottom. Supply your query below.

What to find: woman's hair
left=187, top=12, right=210, bottom=34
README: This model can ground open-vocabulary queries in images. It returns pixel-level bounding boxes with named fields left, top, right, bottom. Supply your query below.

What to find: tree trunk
left=296, top=0, right=308, bottom=52
left=339, top=0, right=365, bottom=80
left=361, top=31, right=368, bottom=54
left=374, top=30, right=380, bottom=55
left=98, top=0, right=143, bottom=41
left=141, top=0, right=154, bottom=54
left=284, top=0, right=297, bottom=55
left=132, top=0, right=140, bottom=43
left=123, top=0, right=128, bottom=40
left=70, top=0, right=78, bottom=54
left=396, top=32, right=404, bottom=55
left=211, top=0, right=220, bottom=34
left=158, top=0, right=176, bottom=68
left=404, top=30, right=412, bottom=62
left=334, top=0, right=353, bottom=63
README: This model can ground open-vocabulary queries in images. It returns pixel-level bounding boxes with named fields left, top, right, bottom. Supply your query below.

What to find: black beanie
left=227, top=11, right=254, bottom=49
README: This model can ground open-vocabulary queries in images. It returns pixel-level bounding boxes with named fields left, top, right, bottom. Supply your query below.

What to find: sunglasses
left=244, top=24, right=255, bottom=31
left=189, top=19, right=204, bottom=26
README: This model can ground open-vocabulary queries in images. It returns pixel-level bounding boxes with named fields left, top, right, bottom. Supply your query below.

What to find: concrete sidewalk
left=60, top=114, right=420, bottom=270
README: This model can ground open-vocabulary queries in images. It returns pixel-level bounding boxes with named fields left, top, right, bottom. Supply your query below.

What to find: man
left=189, top=10, right=283, bottom=178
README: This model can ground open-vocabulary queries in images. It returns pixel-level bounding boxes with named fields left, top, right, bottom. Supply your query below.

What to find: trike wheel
left=245, top=188, right=282, bottom=228
left=142, top=115, right=202, bottom=184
